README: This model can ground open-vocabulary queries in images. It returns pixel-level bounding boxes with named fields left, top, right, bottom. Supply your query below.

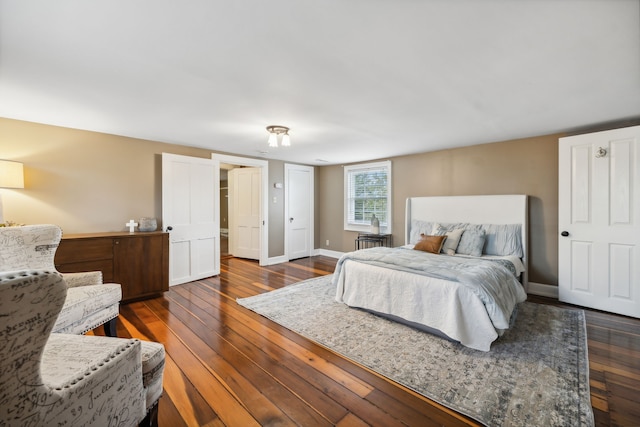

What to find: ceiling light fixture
left=266, top=125, right=290, bottom=147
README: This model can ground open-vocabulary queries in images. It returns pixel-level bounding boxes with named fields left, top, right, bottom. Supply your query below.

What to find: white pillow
left=410, top=220, right=434, bottom=244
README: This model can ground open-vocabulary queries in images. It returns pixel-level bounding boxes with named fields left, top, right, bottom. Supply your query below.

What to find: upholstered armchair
left=0, top=224, right=121, bottom=336
left=0, top=270, right=165, bottom=426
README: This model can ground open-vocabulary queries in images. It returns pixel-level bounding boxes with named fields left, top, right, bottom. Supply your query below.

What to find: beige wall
left=0, top=118, right=287, bottom=258
left=318, top=134, right=560, bottom=286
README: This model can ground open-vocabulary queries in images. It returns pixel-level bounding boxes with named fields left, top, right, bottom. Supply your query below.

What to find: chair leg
left=139, top=402, right=159, bottom=427
left=103, top=317, right=118, bottom=337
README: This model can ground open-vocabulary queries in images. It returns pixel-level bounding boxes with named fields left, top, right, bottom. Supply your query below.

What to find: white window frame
left=344, top=160, right=392, bottom=233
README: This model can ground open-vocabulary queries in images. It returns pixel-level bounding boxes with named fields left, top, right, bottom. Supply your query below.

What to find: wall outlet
left=326, top=239, right=330, bottom=246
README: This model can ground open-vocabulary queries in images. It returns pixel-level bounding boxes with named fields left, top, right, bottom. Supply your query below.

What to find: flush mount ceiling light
left=266, top=125, right=290, bottom=147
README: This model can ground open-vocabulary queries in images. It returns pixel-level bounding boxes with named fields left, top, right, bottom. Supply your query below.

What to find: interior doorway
left=219, top=163, right=234, bottom=259
left=212, top=154, right=269, bottom=266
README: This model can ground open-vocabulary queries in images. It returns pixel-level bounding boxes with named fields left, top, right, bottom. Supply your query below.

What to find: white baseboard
left=264, top=255, right=288, bottom=266
left=527, top=282, right=559, bottom=299
left=315, top=248, right=345, bottom=259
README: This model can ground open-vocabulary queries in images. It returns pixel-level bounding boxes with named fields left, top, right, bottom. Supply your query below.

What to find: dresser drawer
left=55, top=238, right=113, bottom=264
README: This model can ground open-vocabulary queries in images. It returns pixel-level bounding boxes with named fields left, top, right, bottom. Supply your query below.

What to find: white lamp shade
left=0, top=160, right=24, bottom=189
left=281, top=133, right=291, bottom=147
left=268, top=133, right=279, bottom=147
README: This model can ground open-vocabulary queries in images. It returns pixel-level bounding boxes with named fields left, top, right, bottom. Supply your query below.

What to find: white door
left=285, top=164, right=314, bottom=260
left=559, top=126, right=640, bottom=317
left=229, top=167, right=261, bottom=260
left=162, top=153, right=220, bottom=286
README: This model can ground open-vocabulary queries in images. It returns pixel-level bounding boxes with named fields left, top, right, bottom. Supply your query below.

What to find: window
left=344, top=160, right=391, bottom=233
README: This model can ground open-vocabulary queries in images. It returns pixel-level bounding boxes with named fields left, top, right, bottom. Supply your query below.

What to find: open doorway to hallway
left=219, top=163, right=234, bottom=259
left=213, top=153, right=269, bottom=266
left=219, top=162, right=263, bottom=261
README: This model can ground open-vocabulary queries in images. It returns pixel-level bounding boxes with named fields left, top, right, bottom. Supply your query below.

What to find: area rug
left=237, top=275, right=594, bottom=427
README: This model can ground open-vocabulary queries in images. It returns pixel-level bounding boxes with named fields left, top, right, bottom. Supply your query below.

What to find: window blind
left=344, top=161, right=391, bottom=232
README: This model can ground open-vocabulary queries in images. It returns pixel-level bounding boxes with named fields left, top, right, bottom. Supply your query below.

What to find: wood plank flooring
left=97, top=256, right=640, bottom=426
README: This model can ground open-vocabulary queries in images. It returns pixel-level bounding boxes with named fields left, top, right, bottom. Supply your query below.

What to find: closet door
left=558, top=125, right=640, bottom=317
left=285, top=163, right=314, bottom=261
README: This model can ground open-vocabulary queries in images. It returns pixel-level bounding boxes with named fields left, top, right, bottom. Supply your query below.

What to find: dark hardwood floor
left=96, top=256, right=640, bottom=426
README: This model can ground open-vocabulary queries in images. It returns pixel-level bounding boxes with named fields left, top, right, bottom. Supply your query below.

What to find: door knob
left=561, top=231, right=569, bottom=237
left=167, top=226, right=173, bottom=231
left=289, top=218, right=294, bottom=223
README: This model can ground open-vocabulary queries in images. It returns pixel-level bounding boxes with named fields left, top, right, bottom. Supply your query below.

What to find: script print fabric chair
left=0, top=270, right=165, bottom=427
left=0, top=224, right=121, bottom=336
left=0, top=270, right=146, bottom=426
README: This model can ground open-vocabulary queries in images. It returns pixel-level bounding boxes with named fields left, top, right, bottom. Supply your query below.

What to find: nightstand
left=355, top=233, right=392, bottom=250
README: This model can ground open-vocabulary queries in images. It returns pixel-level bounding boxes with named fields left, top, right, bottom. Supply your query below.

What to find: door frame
left=285, top=163, right=314, bottom=260
left=212, top=154, right=269, bottom=266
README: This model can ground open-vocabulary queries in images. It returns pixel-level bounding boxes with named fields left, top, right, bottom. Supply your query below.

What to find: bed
left=333, top=195, right=529, bottom=352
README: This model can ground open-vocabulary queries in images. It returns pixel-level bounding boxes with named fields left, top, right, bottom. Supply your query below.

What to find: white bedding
left=334, top=249, right=527, bottom=351
left=334, top=195, right=529, bottom=352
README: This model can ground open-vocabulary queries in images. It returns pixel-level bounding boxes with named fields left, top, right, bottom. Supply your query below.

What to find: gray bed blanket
left=332, top=247, right=527, bottom=330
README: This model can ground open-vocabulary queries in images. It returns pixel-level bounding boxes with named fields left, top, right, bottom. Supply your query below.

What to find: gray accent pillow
left=432, top=223, right=465, bottom=255
left=456, top=225, right=486, bottom=257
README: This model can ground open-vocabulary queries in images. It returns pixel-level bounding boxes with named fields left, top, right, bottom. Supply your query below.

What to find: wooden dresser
left=55, top=231, right=169, bottom=303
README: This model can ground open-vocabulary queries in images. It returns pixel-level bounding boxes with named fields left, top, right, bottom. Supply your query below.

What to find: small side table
left=355, top=233, right=392, bottom=250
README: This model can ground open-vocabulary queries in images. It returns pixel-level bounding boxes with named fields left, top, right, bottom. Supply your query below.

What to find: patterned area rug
left=237, top=275, right=594, bottom=427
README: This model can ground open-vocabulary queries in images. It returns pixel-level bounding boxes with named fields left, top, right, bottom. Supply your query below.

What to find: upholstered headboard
left=405, top=195, right=528, bottom=289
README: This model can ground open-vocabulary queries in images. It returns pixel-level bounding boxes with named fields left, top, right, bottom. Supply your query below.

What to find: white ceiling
left=1, top=1, right=639, bottom=166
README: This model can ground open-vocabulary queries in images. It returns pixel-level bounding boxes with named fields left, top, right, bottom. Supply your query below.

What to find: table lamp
left=0, top=160, right=25, bottom=223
